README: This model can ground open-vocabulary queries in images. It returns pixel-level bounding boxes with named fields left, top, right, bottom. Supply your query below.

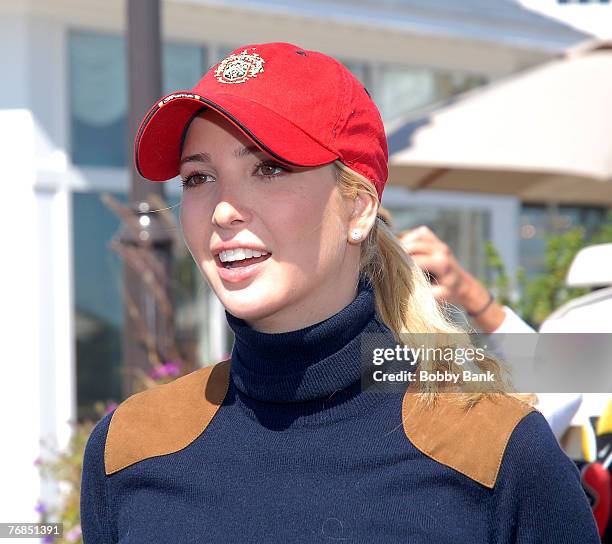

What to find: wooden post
left=121, top=0, right=174, bottom=396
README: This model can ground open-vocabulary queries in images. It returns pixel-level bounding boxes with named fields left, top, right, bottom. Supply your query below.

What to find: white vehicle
left=539, top=243, right=612, bottom=458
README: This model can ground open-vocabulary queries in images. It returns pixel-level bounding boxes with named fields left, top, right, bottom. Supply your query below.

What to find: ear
left=348, top=191, right=378, bottom=244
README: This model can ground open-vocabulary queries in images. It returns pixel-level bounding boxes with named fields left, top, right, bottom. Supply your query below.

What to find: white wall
left=0, top=109, right=44, bottom=526
left=0, top=12, right=74, bottom=526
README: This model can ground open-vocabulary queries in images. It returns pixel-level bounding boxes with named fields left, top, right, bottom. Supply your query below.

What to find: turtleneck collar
left=226, top=274, right=392, bottom=404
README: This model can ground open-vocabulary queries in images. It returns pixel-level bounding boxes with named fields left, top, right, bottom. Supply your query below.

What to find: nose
left=211, top=178, right=252, bottom=228
left=212, top=200, right=249, bottom=228
left=208, top=167, right=254, bottom=228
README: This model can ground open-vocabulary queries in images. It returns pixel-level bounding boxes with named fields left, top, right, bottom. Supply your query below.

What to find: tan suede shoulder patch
left=104, top=359, right=231, bottom=475
left=402, top=391, right=536, bottom=488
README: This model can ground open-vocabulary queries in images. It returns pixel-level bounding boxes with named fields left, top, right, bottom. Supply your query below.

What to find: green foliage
left=484, top=211, right=612, bottom=328
left=484, top=241, right=512, bottom=307
left=591, top=212, right=612, bottom=245
left=35, top=403, right=110, bottom=543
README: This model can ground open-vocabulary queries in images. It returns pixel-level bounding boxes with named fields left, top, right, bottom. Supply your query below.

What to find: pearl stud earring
left=350, top=229, right=362, bottom=241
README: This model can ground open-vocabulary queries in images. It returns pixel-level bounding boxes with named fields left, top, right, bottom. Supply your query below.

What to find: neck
left=243, top=272, right=361, bottom=333
left=225, top=273, right=395, bottom=404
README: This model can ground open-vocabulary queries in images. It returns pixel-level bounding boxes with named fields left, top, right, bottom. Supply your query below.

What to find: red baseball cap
left=134, top=42, right=388, bottom=201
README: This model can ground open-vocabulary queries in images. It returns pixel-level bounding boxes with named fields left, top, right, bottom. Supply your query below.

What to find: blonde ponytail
left=334, top=160, right=536, bottom=409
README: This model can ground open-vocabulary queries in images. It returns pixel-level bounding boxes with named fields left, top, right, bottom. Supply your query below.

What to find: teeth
left=219, top=248, right=269, bottom=263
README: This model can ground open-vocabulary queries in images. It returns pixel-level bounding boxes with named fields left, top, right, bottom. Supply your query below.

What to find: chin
left=222, top=298, right=283, bottom=325
left=215, top=280, right=287, bottom=322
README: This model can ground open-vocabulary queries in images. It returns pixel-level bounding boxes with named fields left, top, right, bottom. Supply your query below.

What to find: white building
left=0, top=0, right=592, bottom=527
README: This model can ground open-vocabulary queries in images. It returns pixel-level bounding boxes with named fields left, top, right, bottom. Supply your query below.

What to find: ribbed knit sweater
left=80, top=276, right=599, bottom=543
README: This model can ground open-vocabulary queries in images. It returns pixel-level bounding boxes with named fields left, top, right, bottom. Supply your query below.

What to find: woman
left=80, top=42, right=599, bottom=543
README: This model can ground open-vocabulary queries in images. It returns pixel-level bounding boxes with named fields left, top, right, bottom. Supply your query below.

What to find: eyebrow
left=179, top=144, right=266, bottom=167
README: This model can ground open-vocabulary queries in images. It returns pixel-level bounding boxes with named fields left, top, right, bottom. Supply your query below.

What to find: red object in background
left=581, top=462, right=612, bottom=537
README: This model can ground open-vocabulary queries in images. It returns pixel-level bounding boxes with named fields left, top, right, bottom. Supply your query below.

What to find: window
left=335, top=57, right=487, bottom=123
left=73, top=191, right=226, bottom=421
left=519, top=204, right=608, bottom=279
left=374, top=64, right=487, bottom=122
left=69, top=30, right=206, bottom=167
left=386, top=205, right=490, bottom=280
left=376, top=65, right=437, bottom=121
left=73, top=191, right=126, bottom=421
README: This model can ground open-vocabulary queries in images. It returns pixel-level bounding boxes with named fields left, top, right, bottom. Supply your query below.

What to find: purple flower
left=42, top=535, right=54, bottom=543
left=33, top=457, right=42, bottom=467
left=149, top=361, right=182, bottom=380
left=34, top=501, right=46, bottom=514
left=163, top=361, right=181, bottom=377
left=66, top=525, right=82, bottom=542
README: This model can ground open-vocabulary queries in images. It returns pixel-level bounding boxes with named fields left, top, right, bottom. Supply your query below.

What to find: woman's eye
left=255, top=162, right=287, bottom=178
left=181, top=173, right=214, bottom=188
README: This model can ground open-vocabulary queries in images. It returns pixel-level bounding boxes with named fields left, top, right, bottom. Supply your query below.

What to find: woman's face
left=179, top=109, right=363, bottom=332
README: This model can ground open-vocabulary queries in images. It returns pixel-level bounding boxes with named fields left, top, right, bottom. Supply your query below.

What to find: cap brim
left=134, top=92, right=338, bottom=181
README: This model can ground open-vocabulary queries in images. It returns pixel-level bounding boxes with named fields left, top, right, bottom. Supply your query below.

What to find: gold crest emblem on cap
left=214, top=49, right=265, bottom=84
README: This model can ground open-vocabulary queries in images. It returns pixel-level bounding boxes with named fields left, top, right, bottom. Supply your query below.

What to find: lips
left=214, top=252, right=271, bottom=283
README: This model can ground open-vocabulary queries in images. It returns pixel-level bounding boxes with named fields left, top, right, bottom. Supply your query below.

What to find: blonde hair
left=334, top=161, right=536, bottom=410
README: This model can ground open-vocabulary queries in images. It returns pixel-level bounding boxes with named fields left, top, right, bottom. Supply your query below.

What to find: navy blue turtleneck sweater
left=81, top=276, right=599, bottom=543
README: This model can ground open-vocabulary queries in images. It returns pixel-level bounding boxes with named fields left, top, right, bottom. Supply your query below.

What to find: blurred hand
left=398, top=225, right=467, bottom=305
left=398, top=225, right=506, bottom=332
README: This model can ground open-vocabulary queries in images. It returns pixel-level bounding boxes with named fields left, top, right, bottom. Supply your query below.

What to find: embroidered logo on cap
left=214, top=49, right=265, bottom=84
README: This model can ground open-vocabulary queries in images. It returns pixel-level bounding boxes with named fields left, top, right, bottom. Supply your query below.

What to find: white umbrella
left=387, top=39, right=612, bottom=205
